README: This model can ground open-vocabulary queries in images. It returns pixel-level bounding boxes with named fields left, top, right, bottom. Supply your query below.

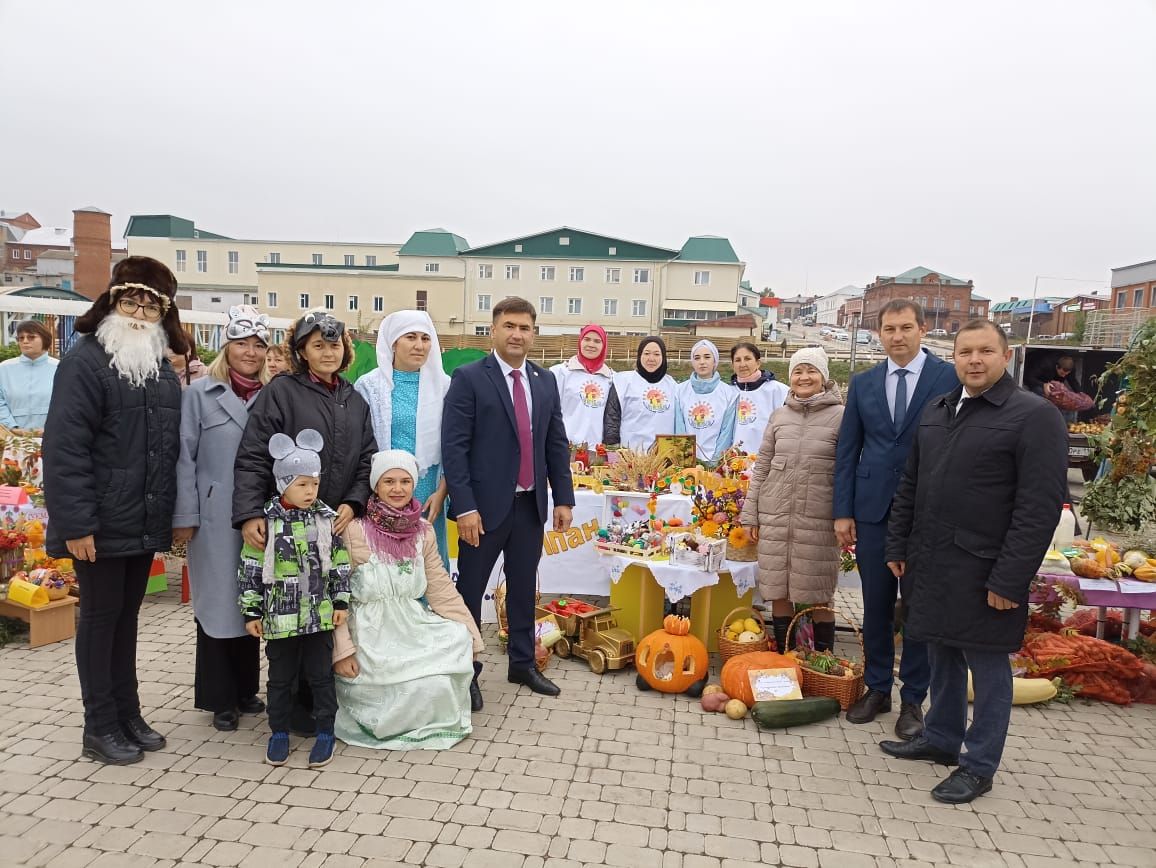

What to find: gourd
left=750, top=697, right=841, bottom=729
left=663, top=614, right=691, bottom=636
left=636, top=617, right=709, bottom=694
left=720, top=651, right=801, bottom=707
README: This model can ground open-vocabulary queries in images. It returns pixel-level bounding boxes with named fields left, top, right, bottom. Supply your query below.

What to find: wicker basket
left=726, top=542, right=758, bottom=563
left=787, top=605, right=865, bottom=710
left=717, top=606, right=770, bottom=661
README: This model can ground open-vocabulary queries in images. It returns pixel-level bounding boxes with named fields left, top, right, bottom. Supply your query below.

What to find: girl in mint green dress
left=333, top=450, right=483, bottom=750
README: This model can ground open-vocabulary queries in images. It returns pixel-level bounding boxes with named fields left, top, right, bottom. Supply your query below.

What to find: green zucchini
left=750, top=697, right=841, bottom=729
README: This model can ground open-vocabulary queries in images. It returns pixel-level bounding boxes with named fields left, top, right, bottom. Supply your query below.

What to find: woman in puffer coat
left=740, top=347, right=843, bottom=655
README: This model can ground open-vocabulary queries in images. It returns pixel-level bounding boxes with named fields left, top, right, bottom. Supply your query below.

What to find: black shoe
left=931, top=767, right=993, bottom=804
left=894, top=702, right=925, bottom=741
left=508, top=667, right=560, bottom=697
left=213, top=710, right=239, bottom=732
left=846, top=689, right=892, bottom=724
left=238, top=696, right=266, bottom=715
left=121, top=717, right=166, bottom=752
left=83, top=730, right=143, bottom=765
left=470, top=661, right=484, bottom=712
left=879, top=735, right=959, bottom=766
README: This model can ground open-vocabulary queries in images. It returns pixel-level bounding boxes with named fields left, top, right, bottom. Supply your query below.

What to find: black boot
left=813, top=620, right=836, bottom=653
left=772, top=617, right=792, bottom=654
left=470, top=661, right=484, bottom=713
left=83, top=730, right=143, bottom=765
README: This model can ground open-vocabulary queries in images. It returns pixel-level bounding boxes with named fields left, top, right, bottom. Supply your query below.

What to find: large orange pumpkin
left=721, top=651, right=802, bottom=707
left=636, top=619, right=709, bottom=694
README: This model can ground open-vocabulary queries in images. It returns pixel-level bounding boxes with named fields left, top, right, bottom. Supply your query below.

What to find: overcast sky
left=3, top=0, right=1154, bottom=302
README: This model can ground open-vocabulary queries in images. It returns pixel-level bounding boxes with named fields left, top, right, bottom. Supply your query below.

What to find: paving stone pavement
left=2, top=581, right=1156, bottom=868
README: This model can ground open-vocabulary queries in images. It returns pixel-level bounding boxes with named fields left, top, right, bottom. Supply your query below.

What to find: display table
left=1032, top=573, right=1156, bottom=640
left=0, top=594, right=77, bottom=648
left=605, top=557, right=758, bottom=652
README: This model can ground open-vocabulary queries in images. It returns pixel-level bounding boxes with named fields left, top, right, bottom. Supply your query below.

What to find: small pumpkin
left=721, top=651, right=802, bottom=707
left=636, top=619, right=710, bottom=694
left=663, top=614, right=691, bottom=636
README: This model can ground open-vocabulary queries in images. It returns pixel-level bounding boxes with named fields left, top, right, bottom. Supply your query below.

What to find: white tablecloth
left=603, top=555, right=759, bottom=603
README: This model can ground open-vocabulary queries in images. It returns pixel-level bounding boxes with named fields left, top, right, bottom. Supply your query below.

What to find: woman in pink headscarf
left=550, top=324, right=615, bottom=446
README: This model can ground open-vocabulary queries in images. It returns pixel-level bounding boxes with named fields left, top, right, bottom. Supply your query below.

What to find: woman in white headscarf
left=354, top=311, right=451, bottom=567
left=674, top=338, right=738, bottom=464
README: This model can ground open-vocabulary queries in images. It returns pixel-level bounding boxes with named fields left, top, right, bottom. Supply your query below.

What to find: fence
left=1084, top=310, right=1151, bottom=348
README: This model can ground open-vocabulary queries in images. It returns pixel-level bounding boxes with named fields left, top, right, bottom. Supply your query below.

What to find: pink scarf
left=228, top=368, right=262, bottom=402
left=736, top=368, right=764, bottom=384
left=361, top=495, right=425, bottom=561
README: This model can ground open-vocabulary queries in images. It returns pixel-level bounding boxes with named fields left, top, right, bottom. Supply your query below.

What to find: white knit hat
left=788, top=347, right=830, bottom=382
left=370, top=450, right=419, bottom=492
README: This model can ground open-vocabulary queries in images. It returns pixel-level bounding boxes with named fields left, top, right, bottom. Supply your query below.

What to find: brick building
left=1050, top=293, right=1110, bottom=336
left=1111, top=259, right=1156, bottom=312
left=861, top=266, right=988, bottom=332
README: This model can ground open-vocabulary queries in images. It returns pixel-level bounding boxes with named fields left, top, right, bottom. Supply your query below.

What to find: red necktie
left=510, top=370, right=534, bottom=489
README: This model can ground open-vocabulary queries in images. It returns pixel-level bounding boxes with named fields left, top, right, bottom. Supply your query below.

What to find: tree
left=1073, top=311, right=1087, bottom=343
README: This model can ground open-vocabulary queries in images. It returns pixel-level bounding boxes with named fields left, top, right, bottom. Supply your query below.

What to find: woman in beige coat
left=740, top=347, right=844, bottom=654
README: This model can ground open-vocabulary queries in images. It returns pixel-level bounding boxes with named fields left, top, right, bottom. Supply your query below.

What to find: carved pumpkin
left=636, top=619, right=709, bottom=694
left=721, top=651, right=802, bottom=707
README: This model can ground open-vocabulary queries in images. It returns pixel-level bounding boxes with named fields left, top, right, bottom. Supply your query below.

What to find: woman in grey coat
left=172, top=306, right=271, bottom=731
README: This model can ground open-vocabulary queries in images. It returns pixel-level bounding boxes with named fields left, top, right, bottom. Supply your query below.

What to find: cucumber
left=750, top=697, right=841, bottom=729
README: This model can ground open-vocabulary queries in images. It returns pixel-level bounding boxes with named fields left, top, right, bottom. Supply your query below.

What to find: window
left=23, top=250, right=31, bottom=259
left=366, top=255, right=377, bottom=266
left=506, top=265, right=520, bottom=280
left=324, top=294, right=334, bottom=309
left=568, top=297, right=582, bottom=315
left=226, top=250, right=241, bottom=274
left=300, top=293, right=310, bottom=309
left=539, top=296, right=554, bottom=314
left=514, top=244, right=523, bottom=253
left=603, top=298, right=618, bottom=316
left=175, top=250, right=187, bottom=272
left=309, top=253, right=321, bottom=266
left=416, top=290, right=428, bottom=312
left=196, top=250, right=208, bottom=273
left=559, top=236, right=570, bottom=246
left=694, top=270, right=710, bottom=286
left=344, top=254, right=355, bottom=266
left=477, top=294, right=492, bottom=312
left=1116, top=291, right=1126, bottom=309
left=373, top=296, right=384, bottom=312
left=269, top=252, right=281, bottom=264
left=425, top=262, right=440, bottom=273
left=540, top=266, right=555, bottom=280
left=605, top=268, right=621, bottom=284
left=1134, top=288, right=1145, bottom=308
left=953, top=298, right=961, bottom=311
left=475, top=325, right=491, bottom=336
left=633, top=268, right=650, bottom=284
left=570, top=266, right=584, bottom=282
left=348, top=296, right=358, bottom=311
left=478, top=264, right=492, bottom=279
left=608, top=247, right=617, bottom=256
left=632, top=299, right=647, bottom=317
left=267, top=292, right=278, bottom=308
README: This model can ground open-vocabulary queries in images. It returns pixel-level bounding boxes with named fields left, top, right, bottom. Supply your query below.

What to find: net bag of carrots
left=1020, top=632, right=1144, bottom=705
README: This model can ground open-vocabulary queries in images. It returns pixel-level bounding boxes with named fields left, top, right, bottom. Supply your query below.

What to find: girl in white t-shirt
left=729, top=341, right=790, bottom=455
left=603, top=336, right=677, bottom=453
left=674, top=339, right=738, bottom=464
left=550, top=324, right=615, bottom=446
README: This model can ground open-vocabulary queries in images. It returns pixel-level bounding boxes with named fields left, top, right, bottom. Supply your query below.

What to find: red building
left=861, top=266, right=988, bottom=332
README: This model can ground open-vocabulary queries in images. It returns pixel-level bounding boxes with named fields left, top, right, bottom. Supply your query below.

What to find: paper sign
left=0, top=486, right=29, bottom=506
left=1077, top=578, right=1118, bottom=592
left=749, top=668, right=804, bottom=702
left=1117, top=580, right=1156, bottom=595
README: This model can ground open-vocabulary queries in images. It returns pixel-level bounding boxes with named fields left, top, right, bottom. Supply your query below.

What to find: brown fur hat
left=75, top=256, right=189, bottom=354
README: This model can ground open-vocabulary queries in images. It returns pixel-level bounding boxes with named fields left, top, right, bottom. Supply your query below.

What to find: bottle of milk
left=1051, top=504, right=1076, bottom=550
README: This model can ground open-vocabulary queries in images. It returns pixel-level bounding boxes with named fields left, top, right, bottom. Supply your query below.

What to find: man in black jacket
left=880, top=319, right=1067, bottom=803
left=42, top=257, right=187, bottom=766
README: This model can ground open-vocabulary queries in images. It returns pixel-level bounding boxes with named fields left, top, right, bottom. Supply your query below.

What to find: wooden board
left=0, top=594, right=78, bottom=648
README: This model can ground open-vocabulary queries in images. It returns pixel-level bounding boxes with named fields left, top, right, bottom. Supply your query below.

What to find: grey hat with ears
left=270, top=429, right=325, bottom=492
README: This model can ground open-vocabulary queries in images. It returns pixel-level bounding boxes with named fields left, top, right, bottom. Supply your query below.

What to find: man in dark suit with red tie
left=442, top=297, right=575, bottom=704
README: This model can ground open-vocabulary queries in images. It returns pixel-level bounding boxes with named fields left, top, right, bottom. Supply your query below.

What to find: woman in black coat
left=42, top=256, right=187, bottom=766
left=231, top=313, right=377, bottom=735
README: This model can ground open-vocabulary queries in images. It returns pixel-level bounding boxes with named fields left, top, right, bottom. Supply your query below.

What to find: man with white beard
left=42, top=256, right=186, bottom=765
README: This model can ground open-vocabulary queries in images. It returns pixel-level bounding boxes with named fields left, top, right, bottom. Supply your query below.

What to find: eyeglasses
left=117, top=297, right=164, bottom=320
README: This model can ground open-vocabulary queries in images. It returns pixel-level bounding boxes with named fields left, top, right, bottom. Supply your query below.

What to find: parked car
left=1053, top=332, right=1075, bottom=341
left=1037, top=335, right=1054, bottom=341
left=834, top=331, right=850, bottom=342
left=819, top=326, right=833, bottom=337
left=856, top=330, right=871, bottom=344
left=927, top=328, right=948, bottom=338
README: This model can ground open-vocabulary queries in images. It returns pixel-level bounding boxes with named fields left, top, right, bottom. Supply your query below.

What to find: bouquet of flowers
left=690, top=478, right=754, bottom=552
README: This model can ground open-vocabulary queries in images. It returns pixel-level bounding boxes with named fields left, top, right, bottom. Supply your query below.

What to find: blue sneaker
left=308, top=731, right=335, bottom=769
left=266, top=732, right=290, bottom=766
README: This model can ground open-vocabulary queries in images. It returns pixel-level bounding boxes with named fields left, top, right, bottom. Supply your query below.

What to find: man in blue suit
left=834, top=299, right=959, bottom=738
left=442, top=297, right=575, bottom=704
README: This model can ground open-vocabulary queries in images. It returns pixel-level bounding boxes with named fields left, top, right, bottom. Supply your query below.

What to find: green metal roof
left=462, top=228, right=679, bottom=261
left=124, top=215, right=231, bottom=240
left=6, top=285, right=90, bottom=301
left=257, top=262, right=400, bottom=272
left=676, top=236, right=740, bottom=263
left=398, top=229, right=470, bottom=257
left=886, top=266, right=968, bottom=285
